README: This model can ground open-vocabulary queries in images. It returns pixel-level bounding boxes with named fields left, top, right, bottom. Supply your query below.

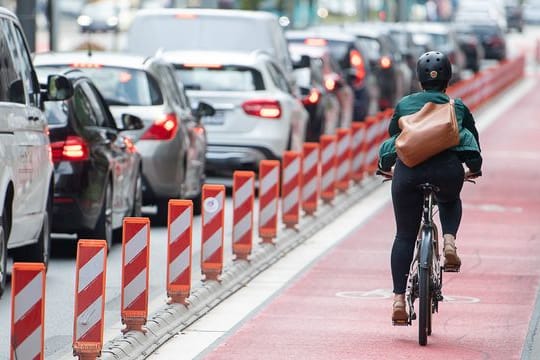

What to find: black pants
left=391, top=152, right=465, bottom=294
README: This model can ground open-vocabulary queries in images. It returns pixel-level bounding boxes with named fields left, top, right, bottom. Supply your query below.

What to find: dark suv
left=286, top=30, right=379, bottom=122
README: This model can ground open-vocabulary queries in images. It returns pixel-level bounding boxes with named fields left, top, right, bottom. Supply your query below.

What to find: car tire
left=154, top=198, right=170, bottom=226
left=0, top=213, right=7, bottom=298
left=93, top=181, right=113, bottom=252
left=131, top=171, right=143, bottom=217
left=12, top=193, right=52, bottom=270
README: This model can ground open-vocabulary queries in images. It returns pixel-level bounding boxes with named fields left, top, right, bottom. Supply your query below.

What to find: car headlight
left=106, top=16, right=119, bottom=26
left=77, top=15, right=92, bottom=26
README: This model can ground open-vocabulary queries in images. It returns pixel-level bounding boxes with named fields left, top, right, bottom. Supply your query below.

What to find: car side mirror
left=193, top=101, right=215, bottom=118
left=8, top=79, right=25, bottom=104
left=293, top=55, right=311, bottom=69
left=120, top=114, right=144, bottom=131
left=45, top=75, right=74, bottom=101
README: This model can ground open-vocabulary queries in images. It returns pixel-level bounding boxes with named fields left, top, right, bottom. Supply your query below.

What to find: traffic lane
left=202, top=82, right=540, bottom=359
left=0, top=197, right=239, bottom=359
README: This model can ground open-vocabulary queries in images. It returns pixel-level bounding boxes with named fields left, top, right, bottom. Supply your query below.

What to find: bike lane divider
left=166, top=78, right=540, bottom=359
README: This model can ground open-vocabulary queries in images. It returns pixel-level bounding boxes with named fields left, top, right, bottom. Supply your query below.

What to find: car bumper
left=205, top=145, right=278, bottom=177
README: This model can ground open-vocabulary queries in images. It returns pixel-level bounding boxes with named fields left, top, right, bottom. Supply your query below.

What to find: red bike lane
left=203, top=81, right=540, bottom=359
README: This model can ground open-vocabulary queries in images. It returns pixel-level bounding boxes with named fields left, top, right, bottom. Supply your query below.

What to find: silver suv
left=0, top=8, right=73, bottom=296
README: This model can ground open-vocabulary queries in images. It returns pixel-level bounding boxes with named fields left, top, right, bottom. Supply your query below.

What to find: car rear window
left=174, top=65, right=265, bottom=91
left=127, top=15, right=270, bottom=56
left=36, top=65, right=163, bottom=106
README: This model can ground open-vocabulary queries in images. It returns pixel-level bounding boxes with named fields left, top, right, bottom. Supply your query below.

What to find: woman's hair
left=421, top=80, right=449, bottom=92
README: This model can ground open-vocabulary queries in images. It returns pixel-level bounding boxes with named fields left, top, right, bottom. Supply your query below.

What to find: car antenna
left=87, top=31, right=92, bottom=57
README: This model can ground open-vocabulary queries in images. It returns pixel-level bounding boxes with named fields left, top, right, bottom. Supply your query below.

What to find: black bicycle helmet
left=416, top=51, right=452, bottom=84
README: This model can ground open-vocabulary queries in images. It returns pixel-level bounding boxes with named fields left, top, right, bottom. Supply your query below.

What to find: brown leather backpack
left=395, top=99, right=459, bottom=167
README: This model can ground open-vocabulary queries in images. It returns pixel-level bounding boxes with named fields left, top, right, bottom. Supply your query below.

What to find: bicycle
left=377, top=169, right=480, bottom=346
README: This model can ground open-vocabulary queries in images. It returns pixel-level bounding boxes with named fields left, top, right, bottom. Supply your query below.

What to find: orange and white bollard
left=73, top=240, right=107, bottom=360
left=281, top=151, right=302, bottom=228
left=350, top=122, right=367, bottom=183
left=233, top=171, right=255, bottom=260
left=166, top=200, right=193, bottom=305
left=335, top=128, right=352, bottom=191
left=201, top=184, right=225, bottom=281
left=259, top=160, right=280, bottom=244
left=10, top=263, right=46, bottom=360
left=301, top=143, right=320, bottom=215
left=121, top=217, right=150, bottom=333
left=320, top=134, right=337, bottom=203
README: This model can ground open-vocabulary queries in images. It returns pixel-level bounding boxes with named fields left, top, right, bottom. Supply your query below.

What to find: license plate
left=202, top=111, right=225, bottom=126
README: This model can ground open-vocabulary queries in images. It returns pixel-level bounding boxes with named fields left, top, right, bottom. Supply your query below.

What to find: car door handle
left=27, top=116, right=39, bottom=121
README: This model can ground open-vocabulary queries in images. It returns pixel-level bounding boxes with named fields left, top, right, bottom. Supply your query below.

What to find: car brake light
left=380, top=56, right=392, bottom=69
left=183, top=63, right=223, bottom=69
left=51, top=136, right=89, bottom=162
left=302, top=88, right=321, bottom=105
left=242, top=99, right=281, bottom=119
left=175, top=13, right=197, bottom=19
left=325, top=78, right=336, bottom=91
left=141, top=113, right=179, bottom=140
left=350, top=49, right=366, bottom=86
left=70, top=63, right=102, bottom=68
left=304, top=38, right=327, bottom=46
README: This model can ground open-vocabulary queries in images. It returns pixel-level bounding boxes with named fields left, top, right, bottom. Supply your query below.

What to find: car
left=288, top=42, right=354, bottom=133
left=161, top=50, right=309, bottom=179
left=404, top=22, right=466, bottom=84
left=0, top=8, right=73, bottom=296
left=125, top=8, right=296, bottom=88
left=455, top=0, right=508, bottom=32
left=286, top=30, right=379, bottom=122
left=35, top=68, right=143, bottom=249
left=291, top=52, right=341, bottom=141
left=505, top=0, right=524, bottom=32
left=77, top=0, right=121, bottom=33
left=465, top=21, right=507, bottom=61
left=337, top=23, right=413, bottom=109
left=453, top=23, right=485, bottom=73
left=34, top=52, right=211, bottom=221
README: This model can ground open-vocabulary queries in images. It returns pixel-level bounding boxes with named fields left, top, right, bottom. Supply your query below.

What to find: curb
left=99, top=176, right=382, bottom=359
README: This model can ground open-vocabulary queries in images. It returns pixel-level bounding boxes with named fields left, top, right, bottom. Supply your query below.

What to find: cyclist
left=377, top=51, right=482, bottom=324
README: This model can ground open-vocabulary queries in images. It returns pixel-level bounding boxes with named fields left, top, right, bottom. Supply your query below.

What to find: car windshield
left=174, top=65, right=265, bottom=91
left=127, top=15, right=271, bottom=55
left=37, top=65, right=162, bottom=106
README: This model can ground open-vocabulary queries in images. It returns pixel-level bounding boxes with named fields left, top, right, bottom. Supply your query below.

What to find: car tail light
left=51, top=136, right=89, bottom=162
left=242, top=99, right=281, bottom=119
left=175, top=13, right=197, bottom=19
left=304, top=38, right=327, bottom=46
left=488, top=36, right=504, bottom=46
left=141, top=113, right=179, bottom=140
left=325, top=78, right=336, bottom=91
left=183, top=63, right=223, bottom=69
left=70, top=63, right=102, bottom=68
left=302, top=88, right=321, bottom=105
left=349, top=49, right=366, bottom=86
left=380, top=56, right=392, bottom=69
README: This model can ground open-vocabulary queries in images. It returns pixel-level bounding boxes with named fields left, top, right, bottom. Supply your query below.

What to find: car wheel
left=131, top=171, right=143, bottom=217
left=94, top=181, right=113, bottom=252
left=154, top=198, right=170, bottom=226
left=0, top=213, right=7, bottom=298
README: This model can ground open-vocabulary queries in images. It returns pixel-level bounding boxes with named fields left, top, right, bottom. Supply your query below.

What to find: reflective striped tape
left=233, top=171, right=254, bottom=258
left=258, top=160, right=280, bottom=239
left=302, top=143, right=320, bottom=214
left=167, top=201, right=192, bottom=289
left=282, top=151, right=301, bottom=226
left=201, top=184, right=225, bottom=273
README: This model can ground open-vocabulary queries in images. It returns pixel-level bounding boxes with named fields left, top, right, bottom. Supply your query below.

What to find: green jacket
left=378, top=90, right=482, bottom=171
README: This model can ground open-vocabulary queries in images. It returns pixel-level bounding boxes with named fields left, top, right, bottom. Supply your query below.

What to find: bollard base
left=202, top=271, right=222, bottom=282
left=167, top=293, right=190, bottom=306
left=73, top=342, right=101, bottom=360
left=121, top=317, right=147, bottom=334
left=233, top=252, right=251, bottom=261
left=260, top=236, right=275, bottom=245
left=76, top=352, right=101, bottom=360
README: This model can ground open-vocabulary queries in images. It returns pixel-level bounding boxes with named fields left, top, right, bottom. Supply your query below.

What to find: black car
left=38, top=69, right=144, bottom=250
left=286, top=30, right=379, bottom=122
left=454, top=23, right=485, bottom=73
left=468, top=22, right=507, bottom=61
left=290, top=46, right=342, bottom=141
left=505, top=0, right=524, bottom=32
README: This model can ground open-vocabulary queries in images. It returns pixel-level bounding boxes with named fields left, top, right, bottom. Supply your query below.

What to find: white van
left=0, top=7, right=73, bottom=296
left=125, top=8, right=294, bottom=82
